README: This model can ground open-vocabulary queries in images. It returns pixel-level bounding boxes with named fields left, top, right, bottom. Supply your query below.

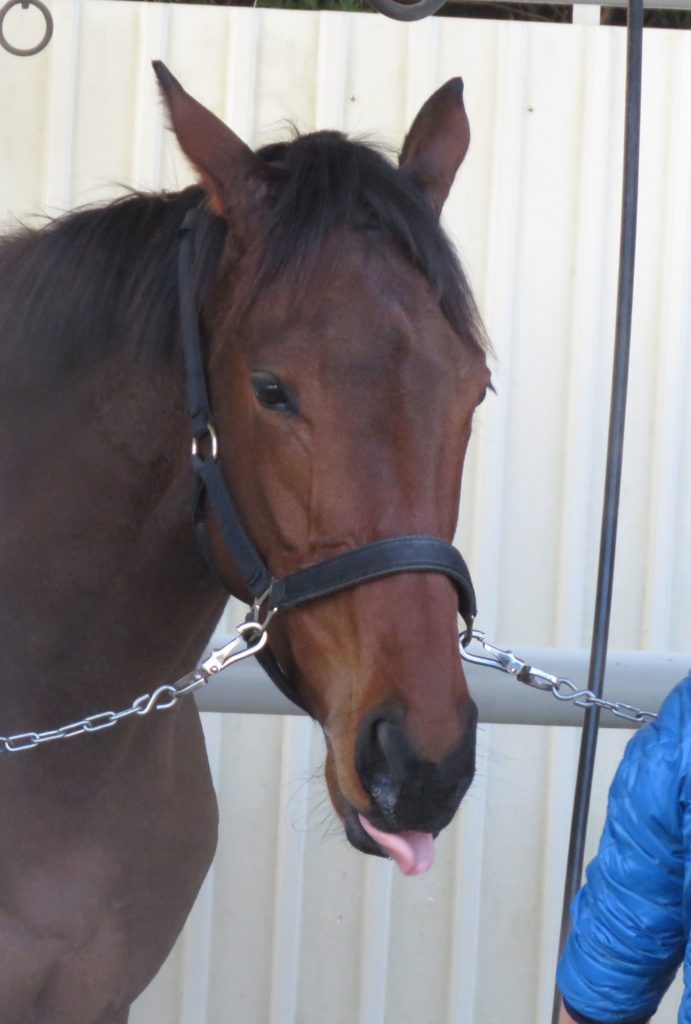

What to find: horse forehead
left=248, top=241, right=464, bottom=374
left=315, top=234, right=445, bottom=330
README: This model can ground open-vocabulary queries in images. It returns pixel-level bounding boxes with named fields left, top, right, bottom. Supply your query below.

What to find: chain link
left=0, top=621, right=269, bottom=754
left=459, top=630, right=658, bottom=724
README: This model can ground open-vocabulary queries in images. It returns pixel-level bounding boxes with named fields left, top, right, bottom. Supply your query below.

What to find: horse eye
left=251, top=373, right=296, bottom=413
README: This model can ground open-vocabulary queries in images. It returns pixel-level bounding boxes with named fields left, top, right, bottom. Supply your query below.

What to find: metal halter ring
left=0, top=0, right=53, bottom=57
left=191, top=422, right=219, bottom=461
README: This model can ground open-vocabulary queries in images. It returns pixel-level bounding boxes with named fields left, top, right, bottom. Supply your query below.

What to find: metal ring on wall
left=0, top=0, right=53, bottom=57
left=364, top=0, right=447, bottom=22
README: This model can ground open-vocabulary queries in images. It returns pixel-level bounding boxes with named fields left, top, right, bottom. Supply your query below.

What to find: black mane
left=0, top=130, right=487, bottom=385
left=255, top=132, right=487, bottom=350
left=0, top=186, right=223, bottom=385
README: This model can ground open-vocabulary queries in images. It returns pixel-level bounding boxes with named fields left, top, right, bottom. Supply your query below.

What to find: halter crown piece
left=178, top=206, right=477, bottom=711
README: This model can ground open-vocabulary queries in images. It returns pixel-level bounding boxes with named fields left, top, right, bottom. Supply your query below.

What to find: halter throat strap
left=177, top=206, right=477, bottom=710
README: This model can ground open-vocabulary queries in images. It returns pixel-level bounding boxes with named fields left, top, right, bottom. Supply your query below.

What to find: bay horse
left=0, top=64, right=490, bottom=1022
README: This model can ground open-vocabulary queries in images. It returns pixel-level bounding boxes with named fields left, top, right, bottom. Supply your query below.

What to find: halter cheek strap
left=178, top=206, right=477, bottom=712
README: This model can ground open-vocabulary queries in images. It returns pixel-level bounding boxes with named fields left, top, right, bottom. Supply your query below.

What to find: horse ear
left=153, top=61, right=269, bottom=236
left=399, top=78, right=470, bottom=218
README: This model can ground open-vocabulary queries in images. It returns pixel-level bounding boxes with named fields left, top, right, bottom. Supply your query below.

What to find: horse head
left=156, top=64, right=491, bottom=874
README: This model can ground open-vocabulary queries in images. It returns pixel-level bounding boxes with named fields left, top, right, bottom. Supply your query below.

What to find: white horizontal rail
left=195, top=634, right=690, bottom=728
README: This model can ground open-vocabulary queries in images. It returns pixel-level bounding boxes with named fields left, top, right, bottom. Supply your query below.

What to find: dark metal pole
left=551, top=0, right=644, bottom=1020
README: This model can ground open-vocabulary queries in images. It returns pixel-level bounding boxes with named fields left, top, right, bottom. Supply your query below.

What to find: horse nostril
left=369, top=719, right=409, bottom=813
left=355, top=703, right=477, bottom=830
left=374, top=720, right=409, bottom=780
left=355, top=711, right=411, bottom=815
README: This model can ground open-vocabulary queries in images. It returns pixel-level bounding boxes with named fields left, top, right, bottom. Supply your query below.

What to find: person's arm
left=559, top=998, right=650, bottom=1024
left=559, top=1000, right=577, bottom=1023
left=557, top=680, right=690, bottom=1024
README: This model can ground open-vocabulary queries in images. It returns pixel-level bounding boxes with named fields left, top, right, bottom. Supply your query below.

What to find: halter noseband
left=178, top=206, right=477, bottom=711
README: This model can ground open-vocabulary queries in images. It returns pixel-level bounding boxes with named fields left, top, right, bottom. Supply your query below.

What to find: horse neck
left=0, top=353, right=226, bottom=730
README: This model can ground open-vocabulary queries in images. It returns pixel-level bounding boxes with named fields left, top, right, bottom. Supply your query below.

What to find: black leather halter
left=178, top=207, right=477, bottom=711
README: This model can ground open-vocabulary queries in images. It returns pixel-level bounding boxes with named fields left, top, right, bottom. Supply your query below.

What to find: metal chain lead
left=0, top=621, right=269, bottom=753
left=460, top=630, right=658, bottom=724
left=2, top=622, right=657, bottom=753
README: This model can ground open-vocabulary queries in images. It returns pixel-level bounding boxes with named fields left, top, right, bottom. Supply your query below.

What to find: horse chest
left=0, top=707, right=218, bottom=1023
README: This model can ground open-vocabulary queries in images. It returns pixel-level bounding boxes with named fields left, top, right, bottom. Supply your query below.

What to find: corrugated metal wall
left=1, top=3, right=689, bottom=1021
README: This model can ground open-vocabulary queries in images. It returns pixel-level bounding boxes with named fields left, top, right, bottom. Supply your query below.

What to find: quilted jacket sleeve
left=557, top=677, right=691, bottom=1024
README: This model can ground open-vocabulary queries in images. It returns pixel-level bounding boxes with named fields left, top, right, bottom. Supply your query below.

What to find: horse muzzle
left=341, top=699, right=478, bottom=873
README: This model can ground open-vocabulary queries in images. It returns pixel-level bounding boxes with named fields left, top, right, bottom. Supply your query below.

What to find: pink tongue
left=358, top=814, right=435, bottom=876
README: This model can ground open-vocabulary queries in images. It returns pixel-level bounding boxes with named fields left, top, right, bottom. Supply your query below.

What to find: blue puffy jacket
left=557, top=672, right=691, bottom=1024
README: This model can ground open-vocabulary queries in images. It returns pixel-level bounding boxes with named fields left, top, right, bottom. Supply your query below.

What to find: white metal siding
left=1, top=4, right=689, bottom=1021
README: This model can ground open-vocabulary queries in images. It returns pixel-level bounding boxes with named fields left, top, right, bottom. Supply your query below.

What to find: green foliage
left=254, top=0, right=363, bottom=11
left=142, top=0, right=363, bottom=8
left=139, top=0, right=689, bottom=27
